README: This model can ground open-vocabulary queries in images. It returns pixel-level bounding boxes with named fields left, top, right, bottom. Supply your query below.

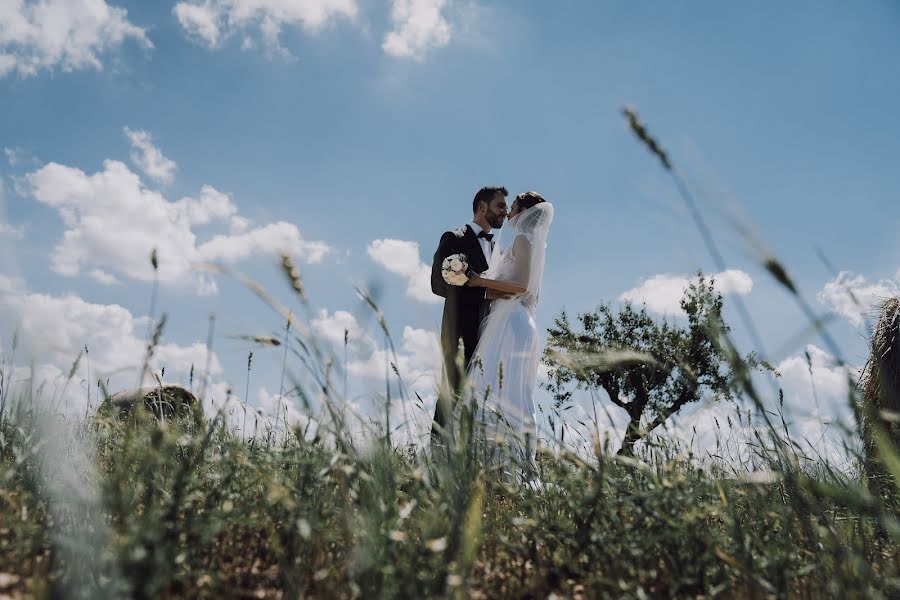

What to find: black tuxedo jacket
left=431, top=225, right=493, bottom=389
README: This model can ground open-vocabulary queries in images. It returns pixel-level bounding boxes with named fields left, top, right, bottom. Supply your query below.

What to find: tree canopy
left=544, top=273, right=746, bottom=455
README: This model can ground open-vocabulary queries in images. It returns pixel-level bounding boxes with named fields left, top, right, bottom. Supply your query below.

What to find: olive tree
left=544, top=273, right=749, bottom=455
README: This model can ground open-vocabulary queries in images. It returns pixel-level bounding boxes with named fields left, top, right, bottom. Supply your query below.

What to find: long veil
left=467, top=202, right=554, bottom=469
left=483, top=201, right=554, bottom=306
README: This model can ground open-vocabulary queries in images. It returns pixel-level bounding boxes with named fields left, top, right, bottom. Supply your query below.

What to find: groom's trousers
left=431, top=300, right=490, bottom=442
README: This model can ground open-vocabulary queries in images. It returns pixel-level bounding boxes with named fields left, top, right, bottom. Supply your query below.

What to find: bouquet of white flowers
left=441, top=253, right=469, bottom=286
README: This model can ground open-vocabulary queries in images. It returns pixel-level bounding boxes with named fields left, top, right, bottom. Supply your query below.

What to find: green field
left=1, top=369, right=898, bottom=598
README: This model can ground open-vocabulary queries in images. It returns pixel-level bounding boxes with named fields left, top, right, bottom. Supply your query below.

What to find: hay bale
left=859, top=297, right=900, bottom=499
left=99, top=385, right=204, bottom=429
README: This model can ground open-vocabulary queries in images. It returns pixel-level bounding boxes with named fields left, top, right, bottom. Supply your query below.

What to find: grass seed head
left=281, top=254, right=305, bottom=299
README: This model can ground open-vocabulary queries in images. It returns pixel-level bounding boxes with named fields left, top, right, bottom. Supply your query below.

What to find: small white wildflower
left=388, top=530, right=406, bottom=542
left=297, top=518, right=311, bottom=540
left=426, top=537, right=447, bottom=552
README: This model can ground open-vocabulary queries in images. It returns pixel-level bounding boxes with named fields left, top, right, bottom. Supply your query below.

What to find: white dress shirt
left=468, top=221, right=493, bottom=265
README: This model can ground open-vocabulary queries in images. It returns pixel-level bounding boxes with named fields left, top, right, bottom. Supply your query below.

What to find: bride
left=464, top=192, right=554, bottom=471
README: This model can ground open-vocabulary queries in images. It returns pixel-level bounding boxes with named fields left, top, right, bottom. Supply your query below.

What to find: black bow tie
left=478, top=231, right=494, bottom=242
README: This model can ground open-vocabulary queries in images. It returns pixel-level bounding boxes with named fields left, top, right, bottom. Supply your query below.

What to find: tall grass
left=1, top=111, right=899, bottom=598
left=2, top=378, right=898, bottom=598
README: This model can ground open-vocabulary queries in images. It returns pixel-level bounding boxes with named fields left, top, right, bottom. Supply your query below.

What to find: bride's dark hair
left=515, top=191, right=546, bottom=211
left=513, top=191, right=552, bottom=235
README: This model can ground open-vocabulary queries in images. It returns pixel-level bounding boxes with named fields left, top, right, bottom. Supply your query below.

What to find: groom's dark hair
left=472, top=186, right=508, bottom=214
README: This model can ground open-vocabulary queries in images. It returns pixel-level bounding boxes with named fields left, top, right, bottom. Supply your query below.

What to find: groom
left=430, top=186, right=510, bottom=440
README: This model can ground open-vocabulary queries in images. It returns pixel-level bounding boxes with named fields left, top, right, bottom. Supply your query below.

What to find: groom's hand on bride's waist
left=486, top=289, right=516, bottom=301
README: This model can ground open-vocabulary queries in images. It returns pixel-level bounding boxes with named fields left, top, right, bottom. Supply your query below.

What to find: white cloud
left=382, top=0, right=451, bottom=61
left=23, top=152, right=330, bottom=293
left=172, top=2, right=221, bottom=47
left=306, top=311, right=439, bottom=443
left=367, top=238, right=438, bottom=304
left=4, top=146, right=24, bottom=166
left=0, top=0, right=151, bottom=78
left=174, top=184, right=237, bottom=225
left=0, top=220, right=24, bottom=239
left=255, top=387, right=315, bottom=433
left=311, top=308, right=374, bottom=351
left=0, top=273, right=23, bottom=294
left=6, top=290, right=220, bottom=377
left=173, top=0, right=357, bottom=52
left=87, top=268, right=120, bottom=286
left=155, top=342, right=222, bottom=380
left=348, top=325, right=441, bottom=390
left=653, top=346, right=856, bottom=461
left=0, top=286, right=222, bottom=415
left=773, top=345, right=859, bottom=463
left=123, top=127, right=177, bottom=185
left=817, top=270, right=898, bottom=328
left=776, top=344, right=854, bottom=423
left=619, top=269, right=753, bottom=315
left=198, top=221, right=331, bottom=264
left=345, top=323, right=441, bottom=444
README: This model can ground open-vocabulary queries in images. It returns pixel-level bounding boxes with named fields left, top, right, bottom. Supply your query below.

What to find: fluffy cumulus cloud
left=619, top=269, right=753, bottom=315
left=645, top=347, right=854, bottom=464
left=366, top=238, right=438, bottom=304
left=0, top=0, right=151, bottom=78
left=223, top=311, right=441, bottom=443
left=0, top=274, right=22, bottom=295
left=87, top=268, right=120, bottom=286
left=0, top=285, right=222, bottom=415
left=173, top=0, right=357, bottom=51
left=255, top=387, right=312, bottom=432
left=817, top=270, right=899, bottom=328
left=311, top=308, right=375, bottom=352
left=770, top=345, right=858, bottom=463
left=198, top=222, right=330, bottom=264
left=22, top=132, right=330, bottom=293
left=124, top=127, right=177, bottom=185
left=305, top=308, right=441, bottom=390
left=348, top=325, right=441, bottom=390
left=347, top=324, right=442, bottom=442
left=776, top=345, right=855, bottom=423
left=382, top=0, right=451, bottom=61
left=15, top=293, right=219, bottom=378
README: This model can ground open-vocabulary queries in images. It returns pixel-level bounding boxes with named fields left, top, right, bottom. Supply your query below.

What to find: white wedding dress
left=466, top=202, right=554, bottom=470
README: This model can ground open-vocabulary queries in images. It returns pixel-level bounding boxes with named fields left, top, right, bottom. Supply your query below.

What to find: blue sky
left=2, top=0, right=898, bottom=451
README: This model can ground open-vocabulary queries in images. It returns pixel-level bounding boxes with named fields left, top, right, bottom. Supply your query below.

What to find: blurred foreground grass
left=1, top=389, right=898, bottom=598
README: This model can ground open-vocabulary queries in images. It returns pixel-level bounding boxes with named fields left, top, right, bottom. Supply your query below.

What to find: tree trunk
left=618, top=417, right=642, bottom=456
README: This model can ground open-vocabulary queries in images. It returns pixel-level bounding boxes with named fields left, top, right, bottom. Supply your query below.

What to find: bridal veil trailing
left=466, top=201, right=554, bottom=471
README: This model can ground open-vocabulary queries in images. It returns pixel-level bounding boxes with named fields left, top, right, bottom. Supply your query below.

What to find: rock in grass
left=99, top=385, right=204, bottom=429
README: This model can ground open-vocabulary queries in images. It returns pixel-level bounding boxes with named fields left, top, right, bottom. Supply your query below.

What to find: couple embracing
left=430, top=186, right=554, bottom=465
